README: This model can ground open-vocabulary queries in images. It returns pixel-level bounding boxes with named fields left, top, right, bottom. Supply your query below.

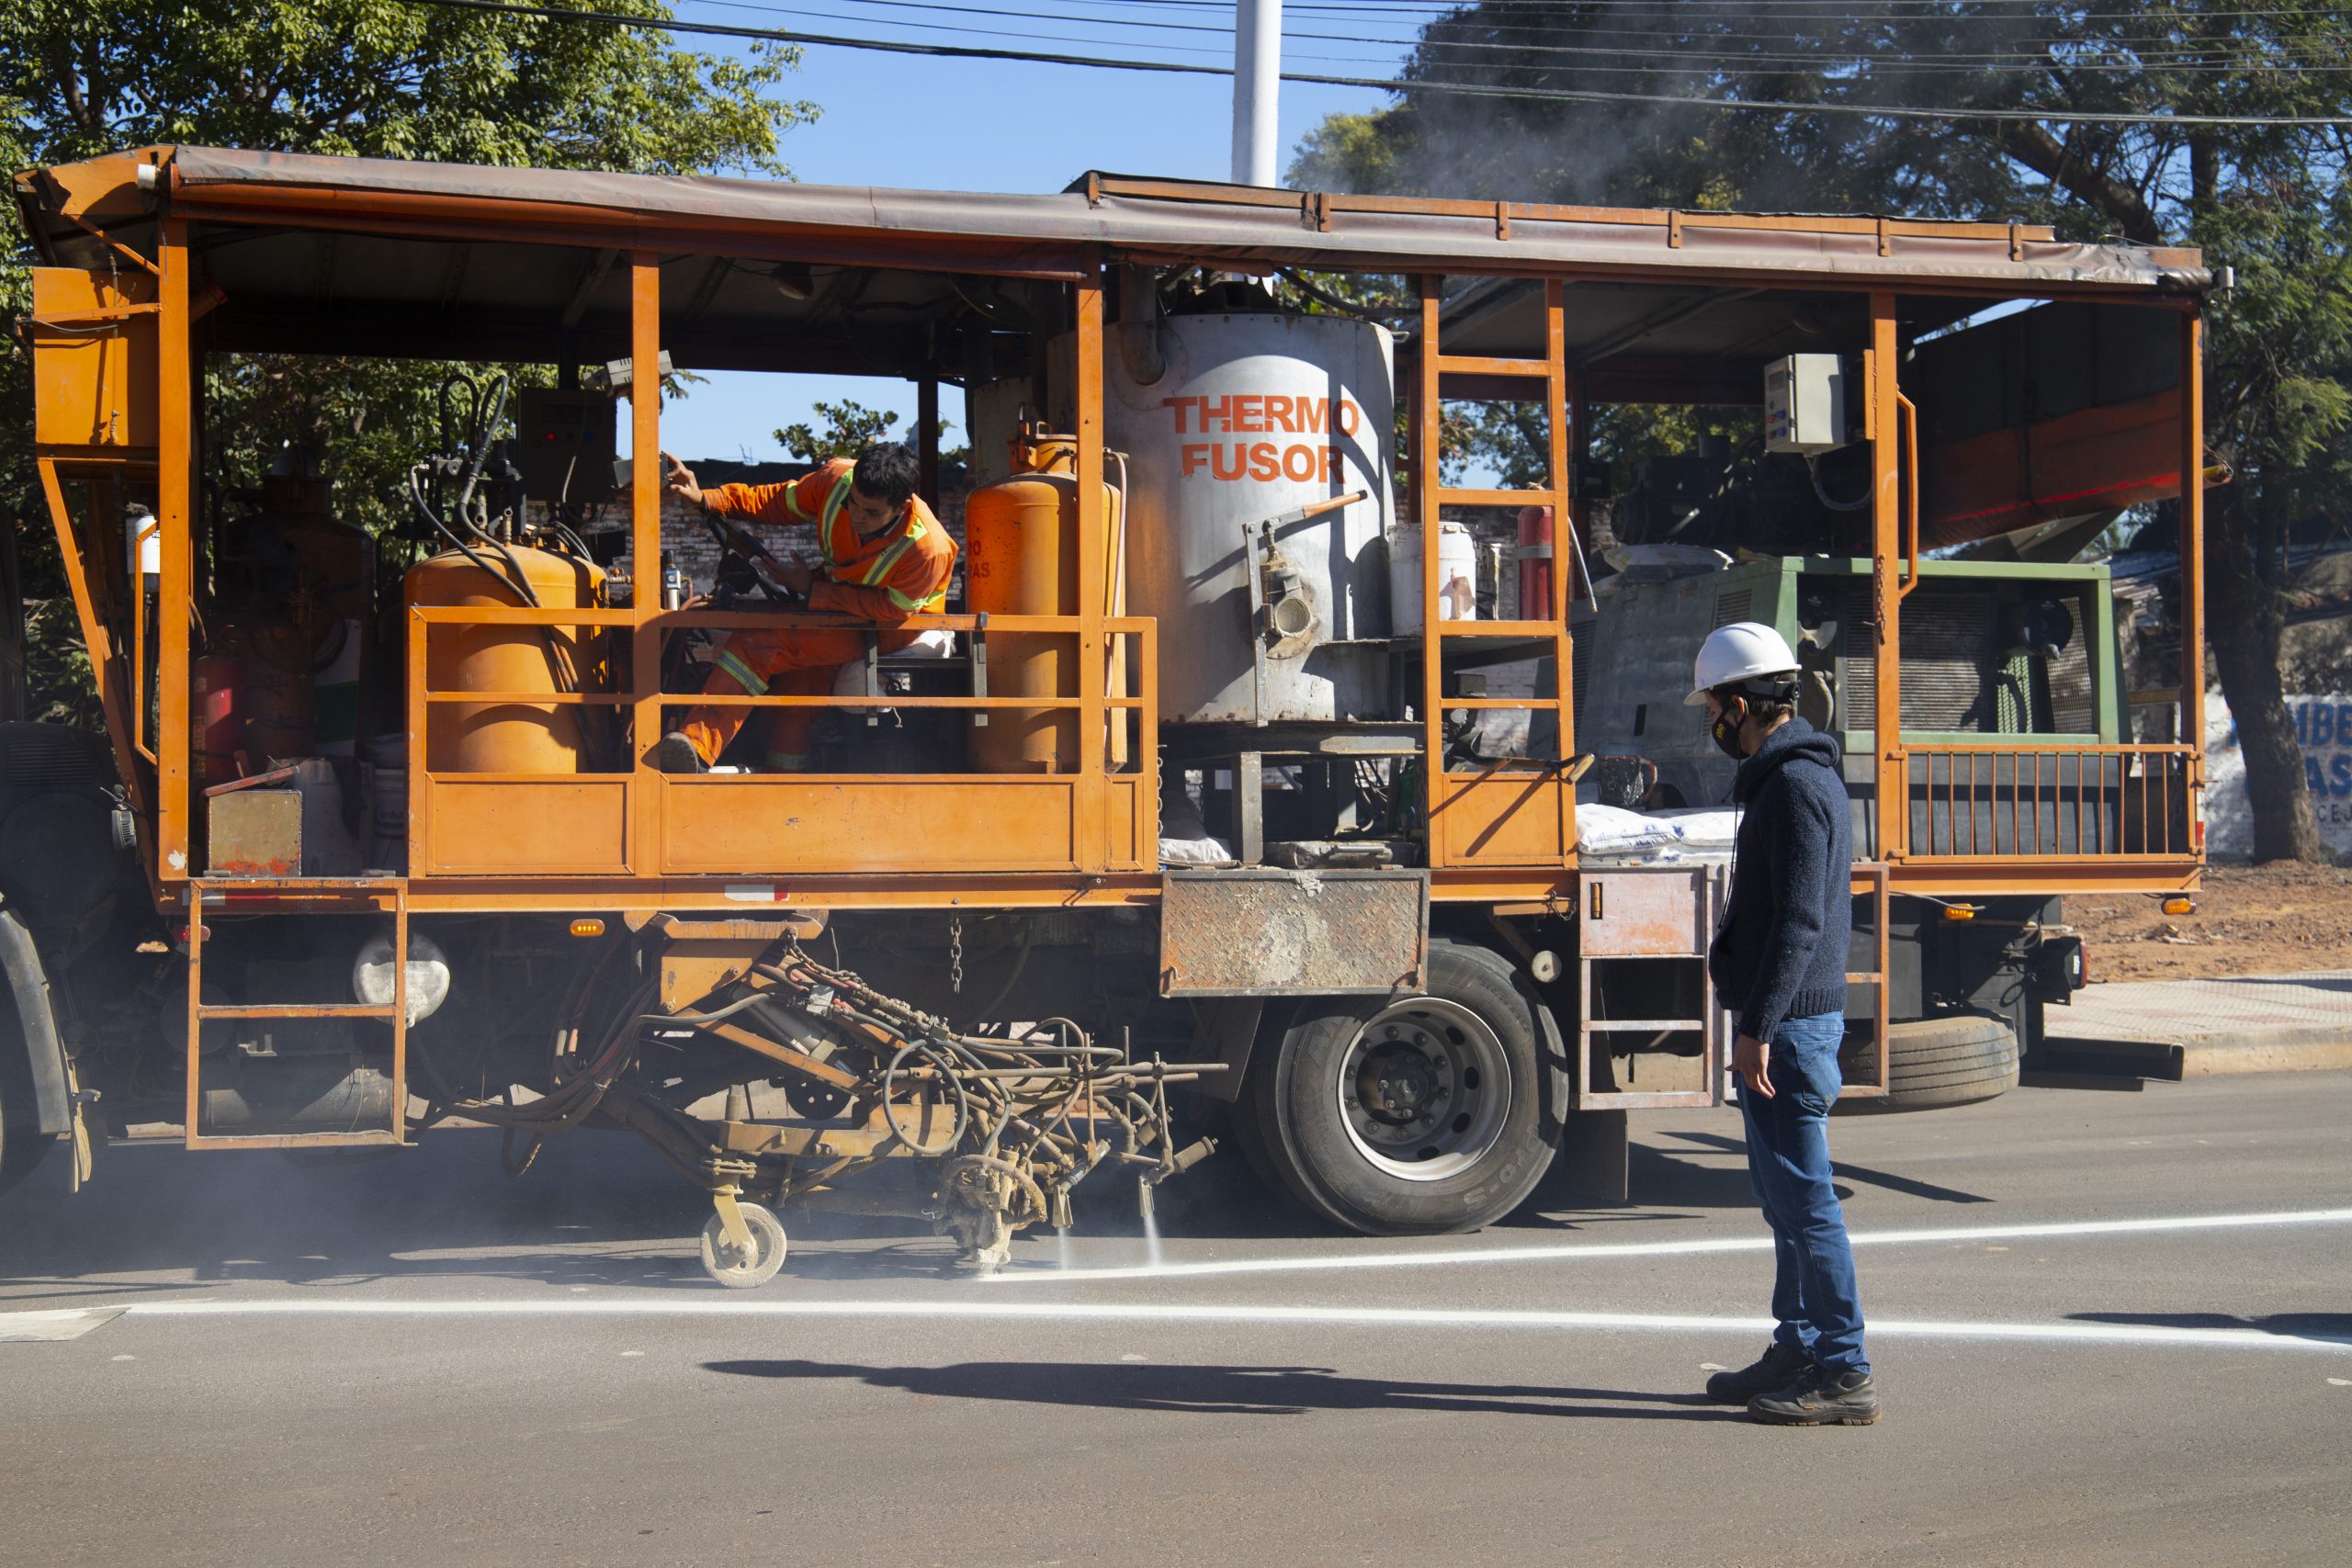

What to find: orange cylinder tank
left=963, top=426, right=1126, bottom=773
left=402, top=544, right=605, bottom=774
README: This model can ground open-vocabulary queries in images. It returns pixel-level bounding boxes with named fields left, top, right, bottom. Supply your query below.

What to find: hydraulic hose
left=1807, top=452, right=1871, bottom=513
left=408, top=464, right=530, bottom=604
left=451, top=375, right=509, bottom=524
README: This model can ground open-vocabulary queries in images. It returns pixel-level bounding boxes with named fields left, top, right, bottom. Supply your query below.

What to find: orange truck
left=5, top=149, right=2209, bottom=1281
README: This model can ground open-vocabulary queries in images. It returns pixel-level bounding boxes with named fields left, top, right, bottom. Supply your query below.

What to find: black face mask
left=1710, top=695, right=1748, bottom=760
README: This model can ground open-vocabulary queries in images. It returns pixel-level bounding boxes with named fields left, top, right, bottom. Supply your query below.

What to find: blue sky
left=655, top=9, right=1406, bottom=465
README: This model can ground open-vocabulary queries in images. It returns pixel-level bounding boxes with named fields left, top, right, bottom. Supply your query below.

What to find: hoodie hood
left=1732, top=716, right=1842, bottom=805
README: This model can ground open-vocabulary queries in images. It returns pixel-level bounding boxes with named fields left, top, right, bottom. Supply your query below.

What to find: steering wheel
left=698, top=510, right=802, bottom=606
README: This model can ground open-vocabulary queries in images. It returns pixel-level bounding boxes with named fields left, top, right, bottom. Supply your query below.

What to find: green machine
left=1572, top=555, right=2116, bottom=1066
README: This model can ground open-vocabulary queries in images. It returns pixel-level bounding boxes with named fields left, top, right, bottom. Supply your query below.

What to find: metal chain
left=948, top=916, right=963, bottom=996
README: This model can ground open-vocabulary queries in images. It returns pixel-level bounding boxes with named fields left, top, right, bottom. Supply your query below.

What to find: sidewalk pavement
left=2041, top=970, right=2352, bottom=1079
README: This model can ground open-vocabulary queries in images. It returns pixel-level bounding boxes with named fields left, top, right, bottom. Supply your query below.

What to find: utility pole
left=1231, top=0, right=1282, bottom=186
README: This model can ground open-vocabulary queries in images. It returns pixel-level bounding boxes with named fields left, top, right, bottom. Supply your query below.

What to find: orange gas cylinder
left=964, top=426, right=1126, bottom=773
left=1516, top=505, right=1555, bottom=621
left=402, top=544, right=605, bottom=774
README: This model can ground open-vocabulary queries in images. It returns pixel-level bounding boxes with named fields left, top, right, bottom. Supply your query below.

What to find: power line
left=399, top=0, right=2352, bottom=125
left=725, top=0, right=2352, bottom=73
left=816, top=0, right=2344, bottom=49
left=691, top=0, right=1232, bottom=55
left=1085, top=0, right=2351, bottom=22
left=1094, top=0, right=2347, bottom=12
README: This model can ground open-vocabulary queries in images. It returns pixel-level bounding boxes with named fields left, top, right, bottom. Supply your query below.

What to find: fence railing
left=1896, top=743, right=2197, bottom=862
left=401, top=604, right=1158, bottom=881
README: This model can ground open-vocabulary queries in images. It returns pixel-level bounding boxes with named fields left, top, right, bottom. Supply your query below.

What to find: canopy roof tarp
left=14, top=148, right=2209, bottom=386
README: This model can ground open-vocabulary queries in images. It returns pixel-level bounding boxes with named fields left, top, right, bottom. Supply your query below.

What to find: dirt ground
left=2065, top=862, right=2352, bottom=983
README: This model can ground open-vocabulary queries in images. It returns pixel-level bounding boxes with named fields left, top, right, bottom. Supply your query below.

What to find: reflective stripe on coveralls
left=780, top=468, right=855, bottom=573
left=676, top=464, right=953, bottom=766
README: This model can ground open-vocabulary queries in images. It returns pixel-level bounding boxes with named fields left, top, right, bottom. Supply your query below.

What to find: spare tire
left=1239, top=938, right=1557, bottom=1235
left=1838, top=1012, right=2018, bottom=1115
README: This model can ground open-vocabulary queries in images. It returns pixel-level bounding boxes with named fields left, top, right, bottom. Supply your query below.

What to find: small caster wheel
left=700, top=1200, right=787, bottom=1288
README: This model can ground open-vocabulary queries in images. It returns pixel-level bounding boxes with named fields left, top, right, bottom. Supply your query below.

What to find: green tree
left=776, top=399, right=967, bottom=466
left=2, top=0, right=813, bottom=723
left=1293, top=2, right=2351, bottom=860
left=777, top=400, right=906, bottom=462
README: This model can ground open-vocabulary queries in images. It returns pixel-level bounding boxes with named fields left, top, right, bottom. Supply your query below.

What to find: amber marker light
left=570, top=919, right=606, bottom=938
left=1941, top=904, right=1979, bottom=922
left=2162, top=897, right=2195, bottom=916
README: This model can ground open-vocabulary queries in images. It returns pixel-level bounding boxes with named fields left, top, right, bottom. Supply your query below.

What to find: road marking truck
left=5, top=150, right=2208, bottom=1281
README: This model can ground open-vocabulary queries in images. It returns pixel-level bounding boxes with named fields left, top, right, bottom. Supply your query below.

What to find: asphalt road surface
left=5, top=1072, right=2348, bottom=1567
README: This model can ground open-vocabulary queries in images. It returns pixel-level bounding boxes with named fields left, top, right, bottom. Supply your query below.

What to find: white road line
left=985, top=1207, right=2352, bottom=1285
left=7, top=1298, right=2343, bottom=1354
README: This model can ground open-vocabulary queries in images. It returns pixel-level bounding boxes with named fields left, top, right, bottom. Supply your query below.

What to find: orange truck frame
left=4, top=148, right=2208, bottom=1281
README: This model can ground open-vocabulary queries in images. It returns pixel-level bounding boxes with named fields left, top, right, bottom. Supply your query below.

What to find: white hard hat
left=1685, top=621, right=1801, bottom=705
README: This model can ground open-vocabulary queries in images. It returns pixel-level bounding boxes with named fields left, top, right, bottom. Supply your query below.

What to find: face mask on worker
left=1709, top=694, right=1750, bottom=760
left=1709, top=679, right=1795, bottom=760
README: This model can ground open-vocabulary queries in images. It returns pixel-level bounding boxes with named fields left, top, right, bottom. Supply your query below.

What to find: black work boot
left=654, top=733, right=708, bottom=774
left=1748, top=1363, right=1881, bottom=1427
left=1704, top=1342, right=1811, bottom=1404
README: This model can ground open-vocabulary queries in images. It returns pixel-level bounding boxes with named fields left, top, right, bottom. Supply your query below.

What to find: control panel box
left=516, top=388, right=618, bottom=504
left=1764, top=353, right=1848, bottom=454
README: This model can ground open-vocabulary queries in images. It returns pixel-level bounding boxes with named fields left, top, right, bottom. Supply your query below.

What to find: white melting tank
left=1079, top=310, right=1397, bottom=727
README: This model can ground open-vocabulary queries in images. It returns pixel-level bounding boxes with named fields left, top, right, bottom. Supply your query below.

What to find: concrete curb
left=2040, top=1032, right=2352, bottom=1080
left=2041, top=970, right=2352, bottom=1080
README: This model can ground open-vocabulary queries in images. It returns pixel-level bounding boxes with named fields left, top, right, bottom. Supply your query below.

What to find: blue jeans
left=1738, top=1011, right=1870, bottom=1375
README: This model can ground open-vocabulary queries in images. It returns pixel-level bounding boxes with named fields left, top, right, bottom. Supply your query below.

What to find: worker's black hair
left=851, top=442, right=921, bottom=506
left=1710, top=674, right=1800, bottom=725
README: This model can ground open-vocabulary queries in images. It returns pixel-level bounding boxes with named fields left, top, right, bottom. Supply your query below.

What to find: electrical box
left=515, top=388, right=618, bottom=504
left=1764, top=354, right=1847, bottom=454
left=30, top=267, right=157, bottom=448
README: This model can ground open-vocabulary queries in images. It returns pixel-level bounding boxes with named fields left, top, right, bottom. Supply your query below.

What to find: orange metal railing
left=401, top=604, right=1158, bottom=882
left=1896, top=742, right=2198, bottom=862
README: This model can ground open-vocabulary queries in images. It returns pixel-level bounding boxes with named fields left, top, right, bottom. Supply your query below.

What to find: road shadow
left=0, top=1130, right=1084, bottom=1298
left=1077, top=1149, right=1710, bottom=1241
left=2222, top=976, right=2352, bottom=994
left=2068, top=1311, right=2352, bottom=1344
left=1658, top=1129, right=1987, bottom=1204
left=700, top=1358, right=1744, bottom=1422
left=2017, top=1067, right=2150, bottom=1093
left=0, top=1114, right=1843, bottom=1293
left=0, top=1134, right=728, bottom=1299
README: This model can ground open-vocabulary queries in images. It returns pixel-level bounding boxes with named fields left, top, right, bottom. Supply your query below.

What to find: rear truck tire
left=1243, top=938, right=1557, bottom=1235
left=1838, top=1012, right=2019, bottom=1115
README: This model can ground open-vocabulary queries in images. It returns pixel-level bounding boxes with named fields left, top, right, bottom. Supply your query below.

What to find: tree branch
left=1995, top=118, right=2165, bottom=241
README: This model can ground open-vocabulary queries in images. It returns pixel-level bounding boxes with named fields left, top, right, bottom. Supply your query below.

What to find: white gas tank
left=1067, top=311, right=1397, bottom=726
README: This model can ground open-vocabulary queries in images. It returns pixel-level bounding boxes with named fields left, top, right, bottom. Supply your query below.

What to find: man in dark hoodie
left=1686, top=621, right=1880, bottom=1427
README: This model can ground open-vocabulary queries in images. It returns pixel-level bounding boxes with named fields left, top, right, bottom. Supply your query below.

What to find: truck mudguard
left=0, top=902, right=73, bottom=1136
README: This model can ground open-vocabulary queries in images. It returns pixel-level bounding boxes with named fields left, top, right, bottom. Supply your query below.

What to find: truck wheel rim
left=1334, top=998, right=1510, bottom=1182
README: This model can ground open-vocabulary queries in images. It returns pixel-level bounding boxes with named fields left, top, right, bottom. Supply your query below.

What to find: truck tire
left=1241, top=938, right=1555, bottom=1235
left=1838, top=1012, right=2018, bottom=1115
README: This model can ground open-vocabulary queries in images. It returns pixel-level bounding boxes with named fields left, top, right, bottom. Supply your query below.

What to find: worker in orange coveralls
left=654, top=443, right=956, bottom=772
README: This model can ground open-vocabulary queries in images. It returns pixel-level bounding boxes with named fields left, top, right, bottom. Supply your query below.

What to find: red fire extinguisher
left=1516, top=506, right=1555, bottom=622
left=193, top=653, right=247, bottom=784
